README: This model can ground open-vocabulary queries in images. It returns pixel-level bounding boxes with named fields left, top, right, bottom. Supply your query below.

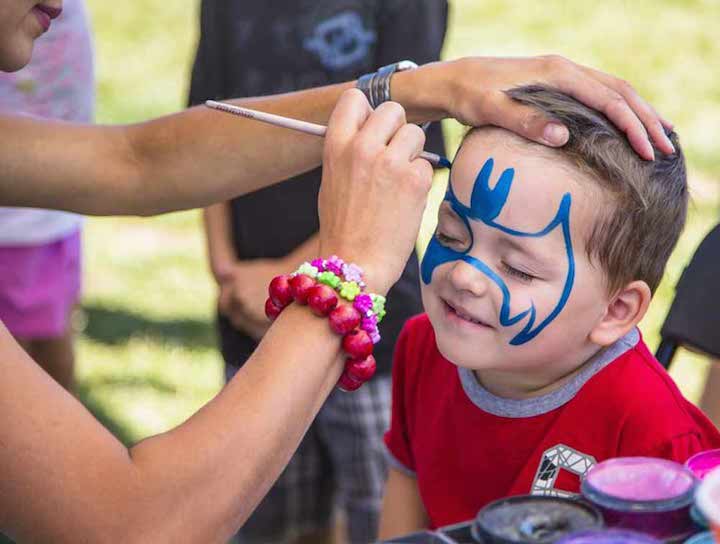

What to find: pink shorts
left=0, top=230, right=82, bottom=339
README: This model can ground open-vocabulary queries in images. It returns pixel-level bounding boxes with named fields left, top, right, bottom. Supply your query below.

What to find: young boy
left=379, top=85, right=720, bottom=538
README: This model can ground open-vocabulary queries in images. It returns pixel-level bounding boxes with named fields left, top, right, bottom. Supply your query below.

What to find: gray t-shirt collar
left=458, top=328, right=640, bottom=418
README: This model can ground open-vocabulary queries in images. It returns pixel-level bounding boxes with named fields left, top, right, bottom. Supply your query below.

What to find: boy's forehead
left=451, top=130, right=594, bottom=234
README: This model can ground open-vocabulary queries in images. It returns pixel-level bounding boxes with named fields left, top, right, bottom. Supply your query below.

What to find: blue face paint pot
left=421, top=158, right=575, bottom=346
left=556, top=529, right=662, bottom=544
left=581, top=457, right=697, bottom=542
left=472, top=495, right=603, bottom=544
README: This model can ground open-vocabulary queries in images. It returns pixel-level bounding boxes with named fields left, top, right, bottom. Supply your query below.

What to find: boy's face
left=421, top=130, right=611, bottom=378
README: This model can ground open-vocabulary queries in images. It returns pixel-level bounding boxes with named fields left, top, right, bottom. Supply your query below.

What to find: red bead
left=346, top=355, right=376, bottom=382
left=289, top=274, right=316, bottom=304
left=307, top=284, right=338, bottom=316
left=269, top=275, right=294, bottom=308
left=329, top=305, right=362, bottom=335
left=337, top=371, right=364, bottom=392
left=264, top=297, right=283, bottom=321
left=342, top=329, right=373, bottom=359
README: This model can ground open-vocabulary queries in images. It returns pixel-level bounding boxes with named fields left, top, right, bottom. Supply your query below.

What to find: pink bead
left=329, top=305, right=362, bottom=335
left=325, top=255, right=344, bottom=276
left=354, top=294, right=373, bottom=314
left=337, top=371, right=364, bottom=392
left=289, top=274, right=316, bottom=305
left=346, top=355, right=376, bottom=382
left=269, top=275, right=293, bottom=308
left=265, top=297, right=284, bottom=321
left=311, top=258, right=326, bottom=272
left=342, top=329, right=373, bottom=359
left=307, top=284, right=338, bottom=316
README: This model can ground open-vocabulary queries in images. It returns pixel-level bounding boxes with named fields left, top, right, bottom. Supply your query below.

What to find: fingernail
left=543, top=123, right=569, bottom=146
left=666, top=137, right=676, bottom=155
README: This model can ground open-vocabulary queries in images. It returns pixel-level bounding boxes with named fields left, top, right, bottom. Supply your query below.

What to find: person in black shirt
left=189, top=1, right=447, bottom=542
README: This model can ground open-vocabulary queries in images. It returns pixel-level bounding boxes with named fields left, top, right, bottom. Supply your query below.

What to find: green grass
left=78, top=0, right=719, bottom=444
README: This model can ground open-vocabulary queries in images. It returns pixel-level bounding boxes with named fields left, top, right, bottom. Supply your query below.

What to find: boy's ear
left=589, top=280, right=652, bottom=347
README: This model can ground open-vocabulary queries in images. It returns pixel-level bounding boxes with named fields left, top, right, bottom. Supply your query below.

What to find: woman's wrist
left=390, top=60, right=454, bottom=124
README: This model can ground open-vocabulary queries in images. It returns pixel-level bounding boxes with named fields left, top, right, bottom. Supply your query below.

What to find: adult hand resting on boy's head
left=319, top=90, right=434, bottom=296
left=395, top=56, right=675, bottom=161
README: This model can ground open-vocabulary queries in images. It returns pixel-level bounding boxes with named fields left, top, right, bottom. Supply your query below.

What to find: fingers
left=325, top=89, right=373, bottom=152
left=482, top=92, right=570, bottom=147
left=385, top=123, right=427, bottom=163
left=581, top=65, right=675, bottom=156
left=356, top=101, right=408, bottom=149
left=539, top=57, right=669, bottom=160
left=386, top=124, right=434, bottom=196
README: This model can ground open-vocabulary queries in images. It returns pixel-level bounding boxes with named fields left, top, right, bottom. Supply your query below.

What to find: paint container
left=472, top=495, right=603, bottom=544
left=437, top=520, right=477, bottom=543
left=683, top=531, right=715, bottom=544
left=581, top=457, right=697, bottom=541
left=696, top=467, right=720, bottom=543
left=686, top=450, right=720, bottom=481
left=381, top=530, right=457, bottom=543
left=555, top=529, right=663, bottom=544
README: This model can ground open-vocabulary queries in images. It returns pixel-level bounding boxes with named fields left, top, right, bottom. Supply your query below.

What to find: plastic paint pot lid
left=686, top=450, right=720, bottom=480
left=683, top=532, right=715, bottom=544
left=696, top=467, right=720, bottom=527
left=691, top=504, right=710, bottom=529
left=555, top=529, right=663, bottom=544
left=581, top=457, right=697, bottom=512
left=474, top=495, right=603, bottom=544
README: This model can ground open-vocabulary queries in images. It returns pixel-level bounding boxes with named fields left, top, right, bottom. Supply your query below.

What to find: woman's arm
left=0, top=91, right=430, bottom=543
left=0, top=306, right=342, bottom=543
left=0, top=56, right=674, bottom=216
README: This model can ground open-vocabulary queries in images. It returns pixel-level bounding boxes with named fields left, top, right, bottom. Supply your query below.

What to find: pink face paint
left=696, top=467, right=720, bottom=543
left=686, top=449, right=720, bottom=480
left=473, top=495, right=603, bottom=544
left=581, top=457, right=697, bottom=541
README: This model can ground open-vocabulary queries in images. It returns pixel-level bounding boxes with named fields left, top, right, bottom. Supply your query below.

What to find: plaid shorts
left=226, top=365, right=391, bottom=544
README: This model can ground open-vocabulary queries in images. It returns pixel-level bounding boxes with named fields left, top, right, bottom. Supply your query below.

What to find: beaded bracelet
left=292, top=257, right=386, bottom=344
left=264, top=256, right=384, bottom=392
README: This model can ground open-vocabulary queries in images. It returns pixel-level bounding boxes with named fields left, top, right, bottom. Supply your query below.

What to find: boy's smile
left=421, top=129, right=610, bottom=395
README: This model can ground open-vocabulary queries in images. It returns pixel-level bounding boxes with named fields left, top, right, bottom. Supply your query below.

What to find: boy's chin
left=435, top=338, right=498, bottom=371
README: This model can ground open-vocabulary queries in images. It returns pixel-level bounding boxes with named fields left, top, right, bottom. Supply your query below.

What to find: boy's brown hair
left=504, top=84, right=687, bottom=294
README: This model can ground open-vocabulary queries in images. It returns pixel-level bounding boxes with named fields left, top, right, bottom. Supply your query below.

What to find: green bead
left=371, top=294, right=386, bottom=316
left=297, top=262, right=319, bottom=278
left=318, top=271, right=341, bottom=288
left=339, top=281, right=361, bottom=301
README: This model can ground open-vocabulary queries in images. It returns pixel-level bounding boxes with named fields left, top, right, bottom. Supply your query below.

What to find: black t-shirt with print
left=188, top=0, right=448, bottom=375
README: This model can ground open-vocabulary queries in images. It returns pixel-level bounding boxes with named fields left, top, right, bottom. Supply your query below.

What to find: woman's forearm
left=127, top=304, right=345, bottom=542
left=0, top=70, right=449, bottom=217
left=0, top=306, right=344, bottom=543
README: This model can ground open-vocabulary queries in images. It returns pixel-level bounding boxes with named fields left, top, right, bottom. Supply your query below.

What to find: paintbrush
left=205, top=100, right=451, bottom=169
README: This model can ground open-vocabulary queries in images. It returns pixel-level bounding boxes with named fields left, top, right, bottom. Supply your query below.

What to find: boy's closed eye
left=435, top=203, right=471, bottom=251
left=501, top=261, right=537, bottom=283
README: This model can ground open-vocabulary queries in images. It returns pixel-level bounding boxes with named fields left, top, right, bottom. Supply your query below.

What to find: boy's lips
left=442, top=299, right=494, bottom=329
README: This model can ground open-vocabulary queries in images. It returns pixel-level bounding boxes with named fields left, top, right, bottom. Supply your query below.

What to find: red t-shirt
left=384, top=314, right=720, bottom=529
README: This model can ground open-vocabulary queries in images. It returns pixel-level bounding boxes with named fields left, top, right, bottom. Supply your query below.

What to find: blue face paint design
left=421, top=158, right=575, bottom=345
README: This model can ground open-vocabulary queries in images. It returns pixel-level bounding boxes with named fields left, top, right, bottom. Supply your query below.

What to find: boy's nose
left=447, top=260, right=489, bottom=297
